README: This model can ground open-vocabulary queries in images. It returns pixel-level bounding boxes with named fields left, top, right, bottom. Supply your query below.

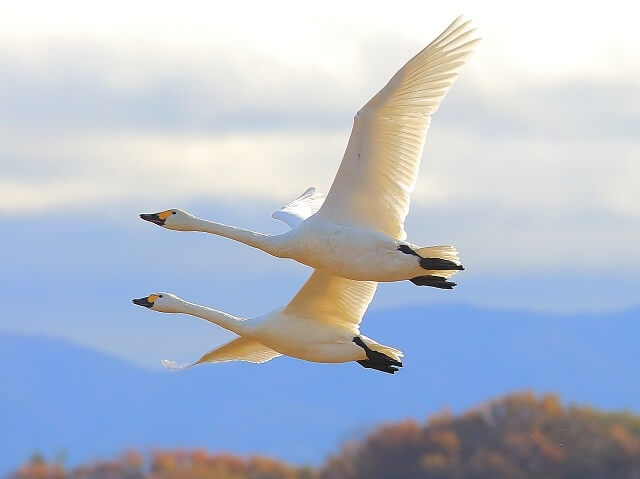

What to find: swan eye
left=159, top=294, right=163, bottom=298
left=172, top=211, right=176, bottom=215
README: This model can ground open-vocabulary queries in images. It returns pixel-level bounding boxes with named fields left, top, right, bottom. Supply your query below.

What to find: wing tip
left=272, top=187, right=326, bottom=229
left=161, top=359, right=190, bottom=371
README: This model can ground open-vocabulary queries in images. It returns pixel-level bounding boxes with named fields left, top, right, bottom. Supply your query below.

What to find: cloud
left=1, top=130, right=349, bottom=214
left=439, top=80, right=640, bottom=141
left=2, top=5, right=639, bottom=278
left=2, top=36, right=639, bottom=139
left=3, top=44, right=639, bottom=208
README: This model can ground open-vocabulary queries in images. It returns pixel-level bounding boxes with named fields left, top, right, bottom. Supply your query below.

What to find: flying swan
left=141, top=16, right=480, bottom=289
left=133, top=270, right=403, bottom=374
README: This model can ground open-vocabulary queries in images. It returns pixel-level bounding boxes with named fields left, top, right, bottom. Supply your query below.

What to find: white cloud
left=1, top=131, right=348, bottom=214
left=3, top=0, right=639, bottom=80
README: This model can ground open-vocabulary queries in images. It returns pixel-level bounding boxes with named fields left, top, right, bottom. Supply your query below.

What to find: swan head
left=132, top=292, right=185, bottom=313
left=139, top=209, right=194, bottom=231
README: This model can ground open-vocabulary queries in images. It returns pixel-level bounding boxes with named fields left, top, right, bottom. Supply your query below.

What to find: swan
left=132, top=270, right=403, bottom=374
left=141, top=16, right=479, bottom=289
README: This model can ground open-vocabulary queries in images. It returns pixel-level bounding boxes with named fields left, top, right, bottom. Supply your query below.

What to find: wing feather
left=161, top=337, right=281, bottom=370
left=316, top=16, right=480, bottom=239
left=272, top=187, right=326, bottom=229
left=283, top=270, right=376, bottom=330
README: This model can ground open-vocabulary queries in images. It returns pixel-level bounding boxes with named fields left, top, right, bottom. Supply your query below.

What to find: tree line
left=11, top=392, right=640, bottom=479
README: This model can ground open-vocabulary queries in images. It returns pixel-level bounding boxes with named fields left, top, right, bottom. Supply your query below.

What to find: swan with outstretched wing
left=141, top=16, right=479, bottom=289
left=134, top=269, right=403, bottom=374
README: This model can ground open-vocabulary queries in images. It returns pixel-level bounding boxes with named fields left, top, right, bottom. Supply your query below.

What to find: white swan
left=141, top=17, right=479, bottom=289
left=132, top=270, right=403, bottom=374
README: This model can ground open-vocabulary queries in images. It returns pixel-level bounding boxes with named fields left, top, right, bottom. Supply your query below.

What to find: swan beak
left=132, top=295, right=156, bottom=308
left=140, top=213, right=165, bottom=226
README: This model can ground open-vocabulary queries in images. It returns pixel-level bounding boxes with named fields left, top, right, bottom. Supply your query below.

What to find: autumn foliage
left=11, top=392, right=640, bottom=479
left=321, top=392, right=640, bottom=479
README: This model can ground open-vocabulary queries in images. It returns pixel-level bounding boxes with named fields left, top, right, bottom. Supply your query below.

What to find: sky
left=1, top=0, right=639, bottom=367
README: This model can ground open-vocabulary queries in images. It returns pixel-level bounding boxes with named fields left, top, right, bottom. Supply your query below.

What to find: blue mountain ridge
left=1, top=303, right=639, bottom=474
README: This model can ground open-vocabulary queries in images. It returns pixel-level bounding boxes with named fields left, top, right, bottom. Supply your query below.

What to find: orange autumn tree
left=10, top=392, right=640, bottom=479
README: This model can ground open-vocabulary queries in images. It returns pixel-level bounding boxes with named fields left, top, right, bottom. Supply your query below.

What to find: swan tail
left=398, top=244, right=464, bottom=280
left=415, top=245, right=461, bottom=264
left=416, top=246, right=464, bottom=281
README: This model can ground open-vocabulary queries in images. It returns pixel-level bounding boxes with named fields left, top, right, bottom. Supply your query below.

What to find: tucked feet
left=353, top=337, right=403, bottom=374
left=410, top=275, right=456, bottom=289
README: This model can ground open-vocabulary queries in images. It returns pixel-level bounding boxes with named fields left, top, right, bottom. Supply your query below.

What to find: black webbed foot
left=410, top=275, right=456, bottom=289
left=353, top=337, right=403, bottom=374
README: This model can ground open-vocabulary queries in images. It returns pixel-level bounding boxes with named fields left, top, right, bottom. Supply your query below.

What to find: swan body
left=145, top=194, right=462, bottom=287
left=133, top=270, right=403, bottom=373
left=141, top=17, right=479, bottom=287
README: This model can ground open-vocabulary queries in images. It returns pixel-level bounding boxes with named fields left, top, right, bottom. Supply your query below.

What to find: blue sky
left=1, top=0, right=639, bottom=368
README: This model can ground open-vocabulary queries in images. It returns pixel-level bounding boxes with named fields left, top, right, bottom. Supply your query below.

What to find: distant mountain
left=2, top=304, right=639, bottom=473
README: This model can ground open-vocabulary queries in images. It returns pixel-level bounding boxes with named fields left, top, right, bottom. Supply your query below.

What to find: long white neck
left=179, top=301, right=253, bottom=336
left=185, top=216, right=284, bottom=257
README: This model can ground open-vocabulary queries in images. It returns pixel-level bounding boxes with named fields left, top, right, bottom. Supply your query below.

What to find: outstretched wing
left=316, top=16, right=480, bottom=239
left=272, top=187, right=326, bottom=229
left=161, top=336, right=281, bottom=371
left=283, top=269, right=377, bottom=331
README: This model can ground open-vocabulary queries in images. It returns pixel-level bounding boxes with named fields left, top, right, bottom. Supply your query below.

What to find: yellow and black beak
left=140, top=210, right=173, bottom=226
left=132, top=294, right=158, bottom=308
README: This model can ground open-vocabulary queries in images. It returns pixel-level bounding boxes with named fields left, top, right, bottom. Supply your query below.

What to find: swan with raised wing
left=141, top=16, right=479, bottom=289
left=133, top=270, right=403, bottom=374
